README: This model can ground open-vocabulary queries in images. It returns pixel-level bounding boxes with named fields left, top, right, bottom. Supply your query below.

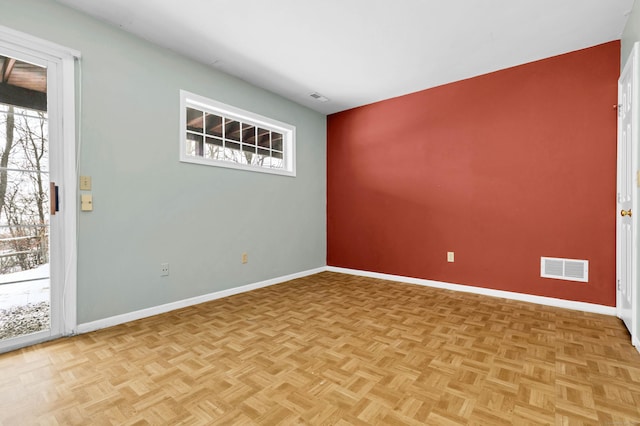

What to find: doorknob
left=621, top=209, right=632, bottom=217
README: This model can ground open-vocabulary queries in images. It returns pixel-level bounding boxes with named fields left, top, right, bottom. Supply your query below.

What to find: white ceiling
left=57, top=0, right=634, bottom=115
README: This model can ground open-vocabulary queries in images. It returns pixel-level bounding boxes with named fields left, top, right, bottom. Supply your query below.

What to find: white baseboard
left=77, top=265, right=618, bottom=335
left=76, top=267, right=325, bottom=334
left=326, top=266, right=617, bottom=316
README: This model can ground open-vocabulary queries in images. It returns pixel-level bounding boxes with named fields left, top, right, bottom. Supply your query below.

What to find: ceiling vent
left=540, top=257, right=588, bottom=283
left=309, top=92, right=329, bottom=102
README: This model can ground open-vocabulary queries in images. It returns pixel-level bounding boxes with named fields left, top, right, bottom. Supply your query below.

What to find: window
left=180, top=90, right=296, bottom=176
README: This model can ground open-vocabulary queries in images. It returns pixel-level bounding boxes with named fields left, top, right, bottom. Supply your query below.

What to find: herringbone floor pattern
left=1, top=272, right=639, bottom=425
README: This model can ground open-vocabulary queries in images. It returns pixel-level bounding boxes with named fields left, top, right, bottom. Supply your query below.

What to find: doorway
left=0, top=26, right=78, bottom=353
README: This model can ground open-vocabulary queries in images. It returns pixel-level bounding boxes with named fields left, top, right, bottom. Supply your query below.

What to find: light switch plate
left=79, top=175, right=92, bottom=191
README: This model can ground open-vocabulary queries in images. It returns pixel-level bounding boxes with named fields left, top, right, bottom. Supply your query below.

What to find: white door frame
left=0, top=25, right=79, bottom=350
left=617, top=41, right=639, bottom=350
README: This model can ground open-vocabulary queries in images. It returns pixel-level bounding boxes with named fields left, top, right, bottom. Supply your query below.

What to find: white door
left=617, top=42, right=639, bottom=344
left=0, top=27, right=78, bottom=353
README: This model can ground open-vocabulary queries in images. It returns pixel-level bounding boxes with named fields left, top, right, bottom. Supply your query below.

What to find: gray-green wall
left=622, top=0, right=640, bottom=65
left=0, top=0, right=327, bottom=324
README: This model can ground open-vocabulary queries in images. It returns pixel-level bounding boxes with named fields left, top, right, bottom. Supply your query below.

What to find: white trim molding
left=77, top=265, right=620, bottom=338
left=0, top=25, right=81, bottom=59
left=326, top=266, right=617, bottom=316
left=77, top=267, right=325, bottom=333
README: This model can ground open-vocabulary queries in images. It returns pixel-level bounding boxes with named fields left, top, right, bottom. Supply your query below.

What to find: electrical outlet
left=80, top=194, right=93, bottom=211
left=447, top=252, right=455, bottom=262
left=242, top=253, right=248, bottom=264
left=160, top=262, right=169, bottom=276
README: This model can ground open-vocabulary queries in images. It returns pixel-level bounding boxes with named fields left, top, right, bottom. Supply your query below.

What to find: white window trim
left=180, top=90, right=296, bottom=177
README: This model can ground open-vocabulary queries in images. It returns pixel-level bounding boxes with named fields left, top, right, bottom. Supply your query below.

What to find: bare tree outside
left=0, top=104, right=49, bottom=275
left=0, top=104, right=50, bottom=341
left=0, top=54, right=51, bottom=342
left=0, top=105, right=14, bottom=217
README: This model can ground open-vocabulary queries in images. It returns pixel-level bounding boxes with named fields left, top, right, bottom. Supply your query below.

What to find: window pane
left=242, top=124, right=256, bottom=145
left=257, top=128, right=270, bottom=148
left=223, top=147, right=247, bottom=164
left=272, top=151, right=283, bottom=159
left=242, top=151, right=254, bottom=164
left=205, top=137, right=223, bottom=160
left=257, top=148, right=270, bottom=157
left=251, top=153, right=265, bottom=166
left=220, top=147, right=238, bottom=163
left=225, top=119, right=240, bottom=141
left=264, top=156, right=283, bottom=169
left=272, top=132, right=283, bottom=151
left=0, top=169, right=51, bottom=286
left=226, top=141, right=240, bottom=151
left=205, top=114, right=223, bottom=137
left=241, top=144, right=256, bottom=153
left=206, top=136, right=223, bottom=147
left=205, top=143, right=223, bottom=159
left=186, top=133, right=203, bottom=157
left=186, top=108, right=203, bottom=133
left=0, top=107, right=49, bottom=173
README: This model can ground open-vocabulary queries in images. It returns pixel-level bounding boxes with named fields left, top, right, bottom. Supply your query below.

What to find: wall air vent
left=540, top=257, right=588, bottom=282
left=309, top=92, right=329, bottom=102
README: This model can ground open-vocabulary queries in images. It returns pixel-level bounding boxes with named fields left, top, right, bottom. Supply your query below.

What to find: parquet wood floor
left=1, top=272, right=640, bottom=425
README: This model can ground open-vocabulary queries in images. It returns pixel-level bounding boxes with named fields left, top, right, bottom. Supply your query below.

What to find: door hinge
left=618, top=279, right=621, bottom=291
left=618, top=104, right=623, bottom=118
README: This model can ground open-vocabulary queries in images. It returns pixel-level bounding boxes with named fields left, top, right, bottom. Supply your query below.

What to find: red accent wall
left=327, top=41, right=620, bottom=306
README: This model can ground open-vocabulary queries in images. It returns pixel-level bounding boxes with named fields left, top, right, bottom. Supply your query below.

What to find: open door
left=617, top=42, right=639, bottom=347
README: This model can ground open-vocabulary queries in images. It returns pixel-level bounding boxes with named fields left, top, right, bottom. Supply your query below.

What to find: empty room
left=1, top=0, right=640, bottom=424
